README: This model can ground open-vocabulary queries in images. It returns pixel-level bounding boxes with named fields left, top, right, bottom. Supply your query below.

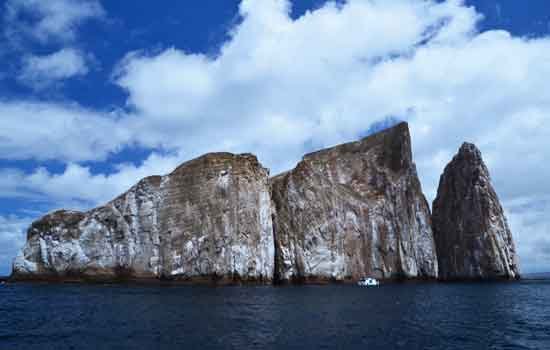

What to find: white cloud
left=4, top=0, right=104, bottom=44
left=507, top=197, right=550, bottom=273
left=113, top=0, right=481, bottom=170
left=0, top=152, right=184, bottom=209
left=0, top=215, right=32, bottom=275
left=1, top=0, right=550, bottom=272
left=18, top=48, right=90, bottom=88
left=0, top=101, right=131, bottom=162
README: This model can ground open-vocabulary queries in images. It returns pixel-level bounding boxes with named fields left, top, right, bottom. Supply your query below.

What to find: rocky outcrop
left=12, top=153, right=274, bottom=283
left=13, top=122, right=520, bottom=284
left=432, top=143, right=520, bottom=280
left=271, top=122, right=438, bottom=282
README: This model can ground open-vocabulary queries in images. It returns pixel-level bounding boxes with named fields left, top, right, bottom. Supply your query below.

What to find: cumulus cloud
left=3, top=0, right=104, bottom=44
left=0, top=101, right=130, bottom=162
left=113, top=0, right=481, bottom=171
left=1, top=0, right=549, bottom=272
left=18, top=48, right=90, bottom=88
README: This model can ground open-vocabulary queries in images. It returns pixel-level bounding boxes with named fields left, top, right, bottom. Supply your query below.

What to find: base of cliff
left=8, top=273, right=274, bottom=286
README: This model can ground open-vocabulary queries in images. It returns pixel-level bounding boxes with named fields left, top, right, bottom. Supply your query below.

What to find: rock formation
left=271, top=122, right=438, bottom=282
left=12, top=153, right=274, bottom=282
left=12, top=123, right=520, bottom=284
left=432, top=143, right=520, bottom=280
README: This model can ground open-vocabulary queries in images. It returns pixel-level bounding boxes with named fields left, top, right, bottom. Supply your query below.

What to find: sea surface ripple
left=1, top=280, right=549, bottom=349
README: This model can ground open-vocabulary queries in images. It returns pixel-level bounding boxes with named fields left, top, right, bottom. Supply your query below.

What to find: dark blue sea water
left=1, top=280, right=550, bottom=349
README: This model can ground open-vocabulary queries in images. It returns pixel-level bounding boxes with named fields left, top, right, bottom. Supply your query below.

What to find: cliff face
left=271, top=123, right=438, bottom=282
left=432, top=143, right=520, bottom=280
left=12, top=153, right=274, bottom=282
left=157, top=153, right=274, bottom=282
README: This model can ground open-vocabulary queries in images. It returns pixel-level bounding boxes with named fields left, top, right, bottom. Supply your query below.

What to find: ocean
left=1, top=280, right=549, bottom=349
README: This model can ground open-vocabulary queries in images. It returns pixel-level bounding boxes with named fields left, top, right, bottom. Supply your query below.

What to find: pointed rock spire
left=432, top=143, right=520, bottom=280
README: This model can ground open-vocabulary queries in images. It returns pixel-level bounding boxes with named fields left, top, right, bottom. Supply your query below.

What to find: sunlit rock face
left=157, top=153, right=274, bottom=282
left=270, top=123, right=438, bottom=282
left=12, top=153, right=275, bottom=282
left=432, top=143, right=520, bottom=281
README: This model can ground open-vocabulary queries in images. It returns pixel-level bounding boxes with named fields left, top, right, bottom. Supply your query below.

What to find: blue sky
left=1, top=0, right=550, bottom=275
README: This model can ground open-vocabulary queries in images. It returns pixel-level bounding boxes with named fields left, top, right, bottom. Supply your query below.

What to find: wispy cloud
left=4, top=0, right=104, bottom=45
left=18, top=48, right=90, bottom=88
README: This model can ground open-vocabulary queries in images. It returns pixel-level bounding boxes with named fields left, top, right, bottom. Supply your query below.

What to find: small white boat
left=358, top=277, right=380, bottom=287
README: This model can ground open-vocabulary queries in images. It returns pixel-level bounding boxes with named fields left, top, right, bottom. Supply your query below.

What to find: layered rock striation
left=432, top=143, right=520, bottom=280
left=271, top=122, right=438, bottom=282
left=13, top=153, right=274, bottom=282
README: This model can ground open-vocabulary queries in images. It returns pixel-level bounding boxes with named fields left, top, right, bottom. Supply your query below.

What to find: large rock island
left=271, top=123, right=438, bottom=282
left=432, top=143, right=520, bottom=280
left=11, top=123, right=520, bottom=283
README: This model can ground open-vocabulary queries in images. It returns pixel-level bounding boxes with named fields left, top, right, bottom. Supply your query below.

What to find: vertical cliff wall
left=432, top=143, right=520, bottom=280
left=271, top=123, right=438, bottom=282
left=12, top=153, right=274, bottom=282
left=157, top=153, right=274, bottom=282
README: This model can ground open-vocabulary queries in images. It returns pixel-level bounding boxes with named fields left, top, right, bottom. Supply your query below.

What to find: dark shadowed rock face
left=12, top=153, right=274, bottom=283
left=271, top=122, right=438, bottom=282
left=432, top=143, right=520, bottom=280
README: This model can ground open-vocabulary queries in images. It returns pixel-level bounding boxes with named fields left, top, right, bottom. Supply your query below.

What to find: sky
left=0, top=0, right=549, bottom=275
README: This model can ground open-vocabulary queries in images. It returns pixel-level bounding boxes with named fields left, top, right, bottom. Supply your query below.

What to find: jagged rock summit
left=432, top=143, right=520, bottom=280
left=271, top=122, right=438, bottom=282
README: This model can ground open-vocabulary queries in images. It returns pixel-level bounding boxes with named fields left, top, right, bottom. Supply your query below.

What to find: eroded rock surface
left=271, top=122, right=438, bottom=282
left=12, top=153, right=274, bottom=282
left=432, top=143, right=520, bottom=280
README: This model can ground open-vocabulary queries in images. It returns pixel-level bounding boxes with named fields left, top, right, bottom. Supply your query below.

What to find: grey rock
left=12, top=153, right=274, bottom=283
left=271, top=122, right=438, bottom=282
left=432, top=143, right=520, bottom=280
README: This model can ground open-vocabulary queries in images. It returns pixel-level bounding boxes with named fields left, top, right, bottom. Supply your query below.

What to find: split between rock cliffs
left=11, top=122, right=520, bottom=283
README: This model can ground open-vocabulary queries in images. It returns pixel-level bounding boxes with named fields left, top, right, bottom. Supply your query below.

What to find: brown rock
left=432, top=143, right=520, bottom=280
left=271, top=122, right=438, bottom=282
